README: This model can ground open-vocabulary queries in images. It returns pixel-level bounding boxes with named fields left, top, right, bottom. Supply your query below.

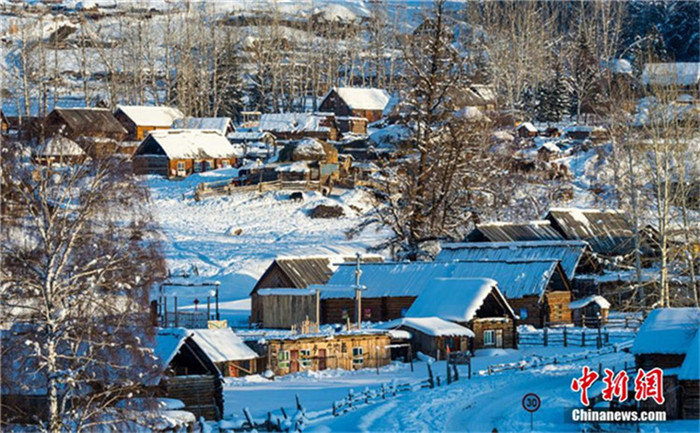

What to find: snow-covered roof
left=631, top=308, right=700, bottom=355
left=293, top=138, right=325, bottom=159
left=323, top=259, right=562, bottom=300
left=381, top=317, right=474, bottom=338
left=328, top=87, right=391, bottom=111
left=116, top=105, right=184, bottom=127
left=545, top=208, right=634, bottom=256
left=539, top=142, right=562, bottom=153
left=172, top=117, right=233, bottom=135
left=436, top=240, right=586, bottom=280
left=406, top=278, right=509, bottom=322
left=642, top=63, right=700, bottom=87
left=190, top=328, right=259, bottom=363
left=678, top=332, right=700, bottom=380
left=603, top=59, right=633, bottom=75
left=35, top=135, right=85, bottom=156
left=136, top=129, right=240, bottom=159
left=517, top=122, right=537, bottom=132
left=257, top=288, right=317, bottom=296
left=275, top=161, right=310, bottom=173
left=466, top=220, right=564, bottom=243
left=258, top=113, right=330, bottom=133
left=154, top=328, right=191, bottom=370
left=569, top=295, right=611, bottom=310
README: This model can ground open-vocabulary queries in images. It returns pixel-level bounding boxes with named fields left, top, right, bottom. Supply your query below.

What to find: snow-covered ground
left=220, top=345, right=636, bottom=431
left=145, top=168, right=389, bottom=308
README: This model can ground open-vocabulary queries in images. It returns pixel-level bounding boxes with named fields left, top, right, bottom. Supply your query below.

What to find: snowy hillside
left=146, top=168, right=390, bottom=305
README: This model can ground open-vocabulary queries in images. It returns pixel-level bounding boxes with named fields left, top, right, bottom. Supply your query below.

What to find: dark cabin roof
left=466, top=220, right=564, bottom=242
left=252, top=255, right=383, bottom=294
left=47, top=108, right=127, bottom=138
left=545, top=208, right=635, bottom=256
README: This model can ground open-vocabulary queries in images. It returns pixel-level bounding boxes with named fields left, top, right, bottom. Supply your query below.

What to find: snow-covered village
left=0, top=0, right=699, bottom=432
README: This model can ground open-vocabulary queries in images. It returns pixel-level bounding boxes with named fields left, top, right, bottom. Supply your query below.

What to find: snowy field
left=144, top=168, right=389, bottom=310
left=218, top=344, right=664, bottom=432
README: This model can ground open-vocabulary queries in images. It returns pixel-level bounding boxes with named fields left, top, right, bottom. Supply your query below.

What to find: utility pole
left=353, top=252, right=365, bottom=329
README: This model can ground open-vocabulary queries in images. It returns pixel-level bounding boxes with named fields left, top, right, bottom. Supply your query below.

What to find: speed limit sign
left=522, top=393, right=541, bottom=412
left=522, top=393, right=540, bottom=431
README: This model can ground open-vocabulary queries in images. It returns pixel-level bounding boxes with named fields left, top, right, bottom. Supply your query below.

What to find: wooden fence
left=195, top=179, right=323, bottom=201
left=518, top=327, right=612, bottom=348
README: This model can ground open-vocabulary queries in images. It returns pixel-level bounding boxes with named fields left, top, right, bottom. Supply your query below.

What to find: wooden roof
left=545, top=208, right=635, bottom=256
left=466, top=220, right=564, bottom=242
left=48, top=108, right=127, bottom=138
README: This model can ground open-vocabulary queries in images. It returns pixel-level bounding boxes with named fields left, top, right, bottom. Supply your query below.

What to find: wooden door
left=318, top=349, right=327, bottom=370
left=495, top=330, right=503, bottom=348
left=290, top=350, right=299, bottom=373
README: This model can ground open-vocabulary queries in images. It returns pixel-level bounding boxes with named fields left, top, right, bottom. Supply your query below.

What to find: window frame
left=483, top=330, right=495, bottom=346
left=352, top=346, right=364, bottom=365
left=278, top=350, right=290, bottom=369
left=300, top=349, right=312, bottom=368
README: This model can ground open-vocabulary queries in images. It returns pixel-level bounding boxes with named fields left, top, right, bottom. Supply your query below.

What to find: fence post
left=597, top=327, right=602, bottom=349
left=436, top=376, right=441, bottom=387
left=488, top=365, right=492, bottom=375
left=544, top=327, right=548, bottom=347
left=598, top=362, right=602, bottom=376
left=427, top=364, right=434, bottom=389
left=174, top=296, right=178, bottom=328
left=446, top=355, right=452, bottom=385
left=468, top=355, right=472, bottom=379
left=582, top=330, right=586, bottom=347
left=332, top=401, right=338, bottom=416
left=453, top=364, right=459, bottom=382
left=605, top=330, right=610, bottom=344
left=563, top=327, right=568, bottom=347
left=243, top=408, right=254, bottom=428
left=295, top=394, right=302, bottom=411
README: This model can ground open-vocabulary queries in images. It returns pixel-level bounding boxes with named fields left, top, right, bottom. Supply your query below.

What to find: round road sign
left=522, top=393, right=541, bottom=413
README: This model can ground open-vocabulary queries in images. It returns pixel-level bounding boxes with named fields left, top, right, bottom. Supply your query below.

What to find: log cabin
left=250, top=255, right=383, bottom=327
left=253, top=288, right=319, bottom=329
left=320, top=259, right=572, bottom=328
left=569, top=295, right=610, bottom=327
left=150, top=328, right=224, bottom=420
left=382, top=317, right=474, bottom=361
left=114, top=105, right=184, bottom=141
left=263, top=330, right=392, bottom=376
left=631, top=308, right=700, bottom=420
left=190, top=328, right=261, bottom=378
left=318, top=87, right=391, bottom=124
left=32, top=135, right=88, bottom=166
left=516, top=122, right=538, bottom=138
left=132, top=129, right=239, bottom=177
left=403, top=278, right=517, bottom=351
left=43, top=107, right=127, bottom=144
left=258, top=112, right=339, bottom=141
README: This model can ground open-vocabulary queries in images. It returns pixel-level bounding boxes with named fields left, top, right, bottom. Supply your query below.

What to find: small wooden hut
left=388, top=317, right=474, bottom=360
left=32, top=135, right=88, bottom=166
left=319, top=87, right=391, bottom=123
left=190, top=328, right=261, bottom=378
left=569, top=295, right=610, bottom=327
left=114, top=105, right=184, bottom=141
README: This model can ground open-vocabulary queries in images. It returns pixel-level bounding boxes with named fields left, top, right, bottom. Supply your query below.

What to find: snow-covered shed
left=319, top=87, right=391, bottom=123
left=114, top=105, right=184, bottom=141
left=151, top=328, right=223, bottom=420
left=465, top=220, right=565, bottom=243
left=436, top=240, right=588, bottom=280
left=43, top=107, right=127, bottom=142
left=32, top=135, right=87, bottom=166
left=631, top=308, right=700, bottom=419
left=250, top=255, right=383, bottom=326
left=172, top=117, right=235, bottom=136
left=132, top=129, right=239, bottom=177
left=258, top=112, right=338, bottom=141
left=405, top=278, right=517, bottom=350
left=516, top=122, right=538, bottom=138
left=568, top=295, right=610, bottom=327
left=642, top=63, right=700, bottom=90
left=378, top=317, right=474, bottom=360
left=321, top=259, right=571, bottom=327
left=190, top=328, right=260, bottom=378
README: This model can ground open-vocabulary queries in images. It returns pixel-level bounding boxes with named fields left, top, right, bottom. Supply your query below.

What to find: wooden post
left=409, top=345, right=414, bottom=372
left=488, top=365, right=492, bottom=375
left=598, top=362, right=602, bottom=376
left=563, top=327, right=568, bottom=347
left=376, top=346, right=379, bottom=375
left=446, top=359, right=452, bottom=384
left=163, top=297, right=168, bottom=327
left=174, top=296, right=178, bottom=328
left=453, top=364, right=459, bottom=382
left=427, top=363, right=434, bottom=388
left=295, top=394, right=302, bottom=411
left=582, top=330, right=586, bottom=346
left=582, top=314, right=586, bottom=328
left=436, top=376, right=441, bottom=387
left=597, top=327, right=602, bottom=349
left=207, top=296, right=211, bottom=321
left=544, top=327, right=548, bottom=347
left=468, top=355, right=472, bottom=379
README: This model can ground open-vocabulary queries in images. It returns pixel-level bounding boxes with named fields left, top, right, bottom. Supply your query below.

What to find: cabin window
left=194, top=161, right=202, bottom=173
left=177, top=161, right=185, bottom=172
left=221, top=159, right=231, bottom=168
left=204, top=160, right=213, bottom=171
left=363, top=308, right=372, bottom=319
left=341, top=309, right=349, bottom=320
left=352, top=347, right=364, bottom=365
left=278, top=350, right=290, bottom=369
left=484, top=330, right=495, bottom=346
left=520, top=308, right=528, bottom=319
left=300, top=349, right=312, bottom=368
